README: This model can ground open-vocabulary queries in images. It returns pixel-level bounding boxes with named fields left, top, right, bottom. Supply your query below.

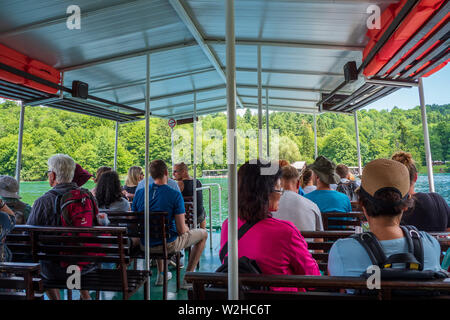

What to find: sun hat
left=308, top=156, right=340, bottom=185
left=0, top=175, right=21, bottom=199
left=359, top=158, right=410, bottom=200
left=72, top=163, right=93, bottom=187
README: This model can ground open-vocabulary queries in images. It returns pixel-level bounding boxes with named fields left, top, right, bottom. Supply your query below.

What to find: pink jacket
left=220, top=216, right=321, bottom=291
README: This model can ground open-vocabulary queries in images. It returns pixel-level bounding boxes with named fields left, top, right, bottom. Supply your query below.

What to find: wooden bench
left=351, top=202, right=361, bottom=212
left=302, top=231, right=354, bottom=274
left=185, top=272, right=450, bottom=300
left=321, top=211, right=366, bottom=231
left=0, top=262, right=43, bottom=300
left=6, top=225, right=149, bottom=300
left=101, top=210, right=182, bottom=300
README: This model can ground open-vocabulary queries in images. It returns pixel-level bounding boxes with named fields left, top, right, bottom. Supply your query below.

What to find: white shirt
left=303, top=185, right=317, bottom=194
left=273, top=190, right=323, bottom=232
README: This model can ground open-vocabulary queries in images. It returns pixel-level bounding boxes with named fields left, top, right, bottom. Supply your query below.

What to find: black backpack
left=214, top=221, right=263, bottom=291
left=217, top=221, right=262, bottom=274
left=352, top=225, right=448, bottom=296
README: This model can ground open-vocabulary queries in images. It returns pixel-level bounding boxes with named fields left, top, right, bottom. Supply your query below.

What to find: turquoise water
left=17, top=174, right=449, bottom=228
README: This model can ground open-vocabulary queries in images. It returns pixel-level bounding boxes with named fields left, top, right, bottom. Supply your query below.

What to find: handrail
left=196, top=186, right=213, bottom=250
left=202, top=183, right=223, bottom=225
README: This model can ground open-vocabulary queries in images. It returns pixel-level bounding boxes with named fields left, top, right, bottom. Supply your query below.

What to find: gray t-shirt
left=273, top=190, right=323, bottom=232
left=99, top=197, right=130, bottom=212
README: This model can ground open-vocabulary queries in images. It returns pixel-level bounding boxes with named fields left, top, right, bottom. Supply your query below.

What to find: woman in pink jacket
left=220, top=160, right=321, bottom=291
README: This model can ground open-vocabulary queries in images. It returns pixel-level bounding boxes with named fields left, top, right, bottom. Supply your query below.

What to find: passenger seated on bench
left=328, top=159, right=443, bottom=277
left=220, top=160, right=321, bottom=291
left=132, top=160, right=207, bottom=289
left=135, top=163, right=180, bottom=193
left=90, top=166, right=112, bottom=197
left=273, top=165, right=323, bottom=232
left=96, top=171, right=129, bottom=213
left=336, top=164, right=359, bottom=202
left=0, top=175, right=31, bottom=224
left=123, top=166, right=144, bottom=201
left=304, top=156, right=351, bottom=213
left=0, top=199, right=16, bottom=262
left=392, top=151, right=449, bottom=232
left=27, top=154, right=98, bottom=300
left=173, top=162, right=206, bottom=229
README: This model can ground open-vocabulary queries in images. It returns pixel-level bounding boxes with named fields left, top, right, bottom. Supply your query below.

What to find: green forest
left=0, top=100, right=448, bottom=181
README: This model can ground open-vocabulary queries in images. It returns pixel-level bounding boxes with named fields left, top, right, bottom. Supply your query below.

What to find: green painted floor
left=53, top=230, right=223, bottom=300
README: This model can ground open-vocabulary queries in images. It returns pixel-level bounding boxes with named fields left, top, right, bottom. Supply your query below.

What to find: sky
left=362, top=64, right=450, bottom=111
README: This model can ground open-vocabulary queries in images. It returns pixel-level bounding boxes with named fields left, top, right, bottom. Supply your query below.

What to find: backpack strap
left=353, top=226, right=424, bottom=271
left=351, top=232, right=387, bottom=268
left=400, top=225, right=424, bottom=271
left=219, top=221, right=258, bottom=263
left=48, top=189, right=64, bottom=225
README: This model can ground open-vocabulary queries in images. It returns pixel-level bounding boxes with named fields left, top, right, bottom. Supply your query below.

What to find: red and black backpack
left=49, top=187, right=100, bottom=269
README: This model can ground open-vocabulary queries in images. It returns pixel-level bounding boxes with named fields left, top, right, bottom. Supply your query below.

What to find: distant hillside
left=0, top=100, right=448, bottom=180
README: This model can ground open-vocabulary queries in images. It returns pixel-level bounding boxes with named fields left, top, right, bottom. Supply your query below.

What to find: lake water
left=17, top=174, right=449, bottom=228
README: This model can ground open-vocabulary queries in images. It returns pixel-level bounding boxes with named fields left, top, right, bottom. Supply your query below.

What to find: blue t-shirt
left=132, top=183, right=185, bottom=247
left=135, top=177, right=180, bottom=193
left=298, top=186, right=305, bottom=196
left=304, top=189, right=351, bottom=213
left=328, top=231, right=443, bottom=277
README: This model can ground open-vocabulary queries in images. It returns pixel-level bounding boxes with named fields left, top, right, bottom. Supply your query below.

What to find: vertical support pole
left=313, top=113, right=318, bottom=159
left=418, top=78, right=435, bottom=192
left=354, top=111, right=362, bottom=175
left=193, top=92, right=198, bottom=229
left=265, top=87, right=269, bottom=159
left=15, top=101, right=25, bottom=189
left=257, top=45, right=263, bottom=159
left=114, top=121, right=119, bottom=171
left=144, top=53, right=151, bottom=300
left=171, top=127, right=174, bottom=167
left=226, top=0, right=239, bottom=301
left=208, top=188, right=213, bottom=250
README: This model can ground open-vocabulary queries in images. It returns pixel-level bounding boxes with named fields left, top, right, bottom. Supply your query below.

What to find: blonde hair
left=125, top=166, right=143, bottom=187
left=391, top=151, right=417, bottom=186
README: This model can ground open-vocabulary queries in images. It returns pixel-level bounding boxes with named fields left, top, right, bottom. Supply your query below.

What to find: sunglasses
left=273, top=188, right=284, bottom=195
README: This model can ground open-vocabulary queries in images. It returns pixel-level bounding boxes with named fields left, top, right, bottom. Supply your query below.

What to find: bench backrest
left=102, top=211, right=170, bottom=241
left=185, top=272, right=450, bottom=300
left=302, top=230, right=354, bottom=273
left=6, top=225, right=130, bottom=266
left=351, top=201, right=361, bottom=211
left=321, top=211, right=365, bottom=231
left=183, top=196, right=195, bottom=229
